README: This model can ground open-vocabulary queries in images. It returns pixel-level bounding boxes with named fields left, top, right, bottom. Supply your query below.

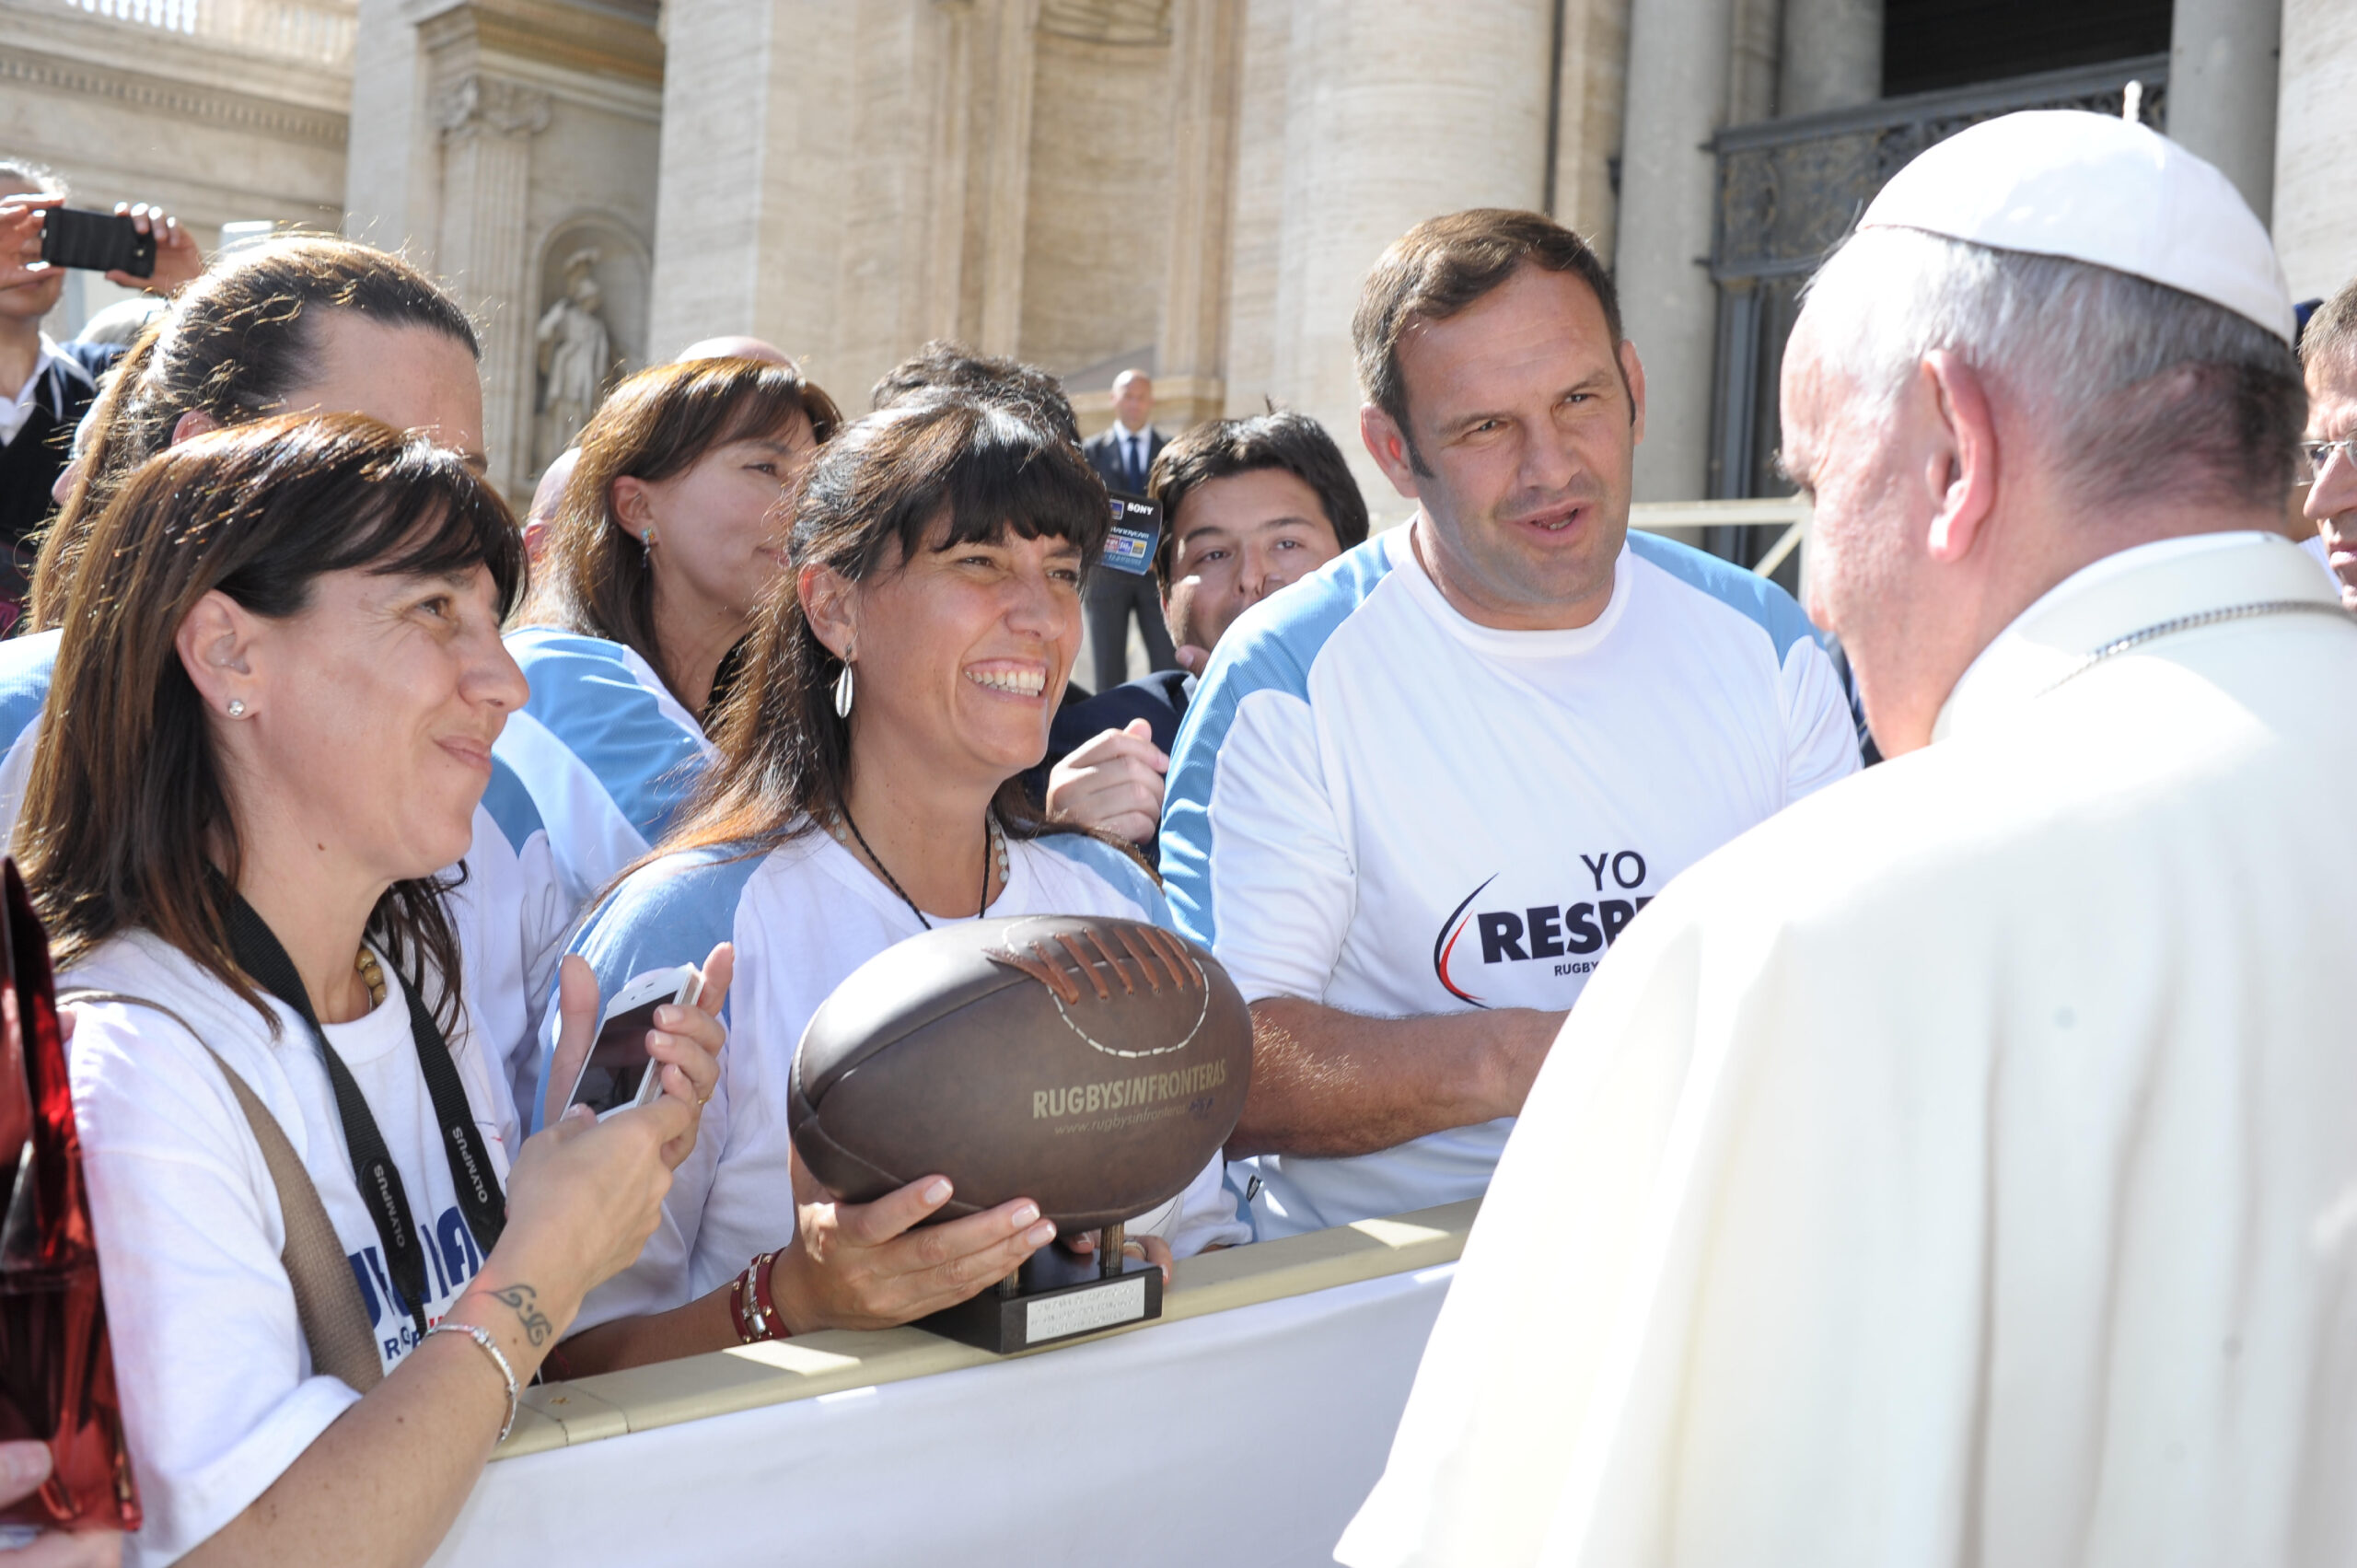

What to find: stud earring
left=833, top=659, right=855, bottom=719
left=226, top=699, right=247, bottom=718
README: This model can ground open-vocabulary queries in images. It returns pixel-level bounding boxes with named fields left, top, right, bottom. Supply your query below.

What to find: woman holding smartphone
left=553, top=395, right=1249, bottom=1372
left=27, top=416, right=728, bottom=1567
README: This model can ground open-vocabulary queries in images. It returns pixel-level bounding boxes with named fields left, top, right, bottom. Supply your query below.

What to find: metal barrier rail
left=1629, top=495, right=1810, bottom=581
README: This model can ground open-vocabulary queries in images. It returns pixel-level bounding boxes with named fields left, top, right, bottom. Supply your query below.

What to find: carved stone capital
left=437, top=74, right=553, bottom=140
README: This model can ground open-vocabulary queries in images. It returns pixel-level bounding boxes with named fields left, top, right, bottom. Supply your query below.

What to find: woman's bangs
left=337, top=456, right=527, bottom=614
left=927, top=433, right=1109, bottom=563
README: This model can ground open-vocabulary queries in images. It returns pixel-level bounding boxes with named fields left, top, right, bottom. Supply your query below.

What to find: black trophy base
left=916, top=1246, right=1163, bottom=1354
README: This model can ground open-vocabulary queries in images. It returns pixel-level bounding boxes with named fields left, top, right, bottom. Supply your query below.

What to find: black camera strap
left=225, top=894, right=506, bottom=1343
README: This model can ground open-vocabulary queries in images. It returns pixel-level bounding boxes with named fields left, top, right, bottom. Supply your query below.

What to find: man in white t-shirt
left=1160, top=208, right=1860, bottom=1239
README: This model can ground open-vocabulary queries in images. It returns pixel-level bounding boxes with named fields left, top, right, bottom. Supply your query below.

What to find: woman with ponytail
left=4, top=237, right=571, bottom=1107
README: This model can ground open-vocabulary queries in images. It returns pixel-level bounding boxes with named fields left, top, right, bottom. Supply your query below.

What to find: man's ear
left=1917, top=350, right=1999, bottom=564
left=168, top=409, right=220, bottom=447
left=173, top=588, right=260, bottom=717
left=1360, top=405, right=1422, bottom=500
left=610, top=476, right=656, bottom=542
left=799, top=562, right=857, bottom=661
left=1620, top=340, right=1648, bottom=447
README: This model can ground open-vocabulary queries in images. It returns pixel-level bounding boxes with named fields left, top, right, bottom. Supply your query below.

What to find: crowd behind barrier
left=0, top=107, right=2353, bottom=1568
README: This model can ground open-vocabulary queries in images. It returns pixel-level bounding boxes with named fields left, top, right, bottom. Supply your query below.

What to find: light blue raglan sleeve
left=494, top=630, right=716, bottom=908
left=1034, top=830, right=1172, bottom=928
left=559, top=848, right=764, bottom=1334
left=1159, top=542, right=1389, bottom=1004
left=0, top=629, right=62, bottom=848
left=540, top=849, right=752, bottom=1128
left=1624, top=532, right=1861, bottom=803
left=459, top=757, right=578, bottom=1115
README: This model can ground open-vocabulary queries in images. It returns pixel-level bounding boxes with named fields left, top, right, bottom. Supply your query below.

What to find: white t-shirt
left=65, top=932, right=518, bottom=1567
left=492, top=626, right=716, bottom=910
left=561, top=827, right=1253, bottom=1333
left=1160, top=524, right=1861, bottom=1238
left=0, top=629, right=572, bottom=1111
left=0, top=337, right=63, bottom=447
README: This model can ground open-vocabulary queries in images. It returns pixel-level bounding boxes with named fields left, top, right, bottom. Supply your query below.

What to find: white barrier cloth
left=431, top=1263, right=1454, bottom=1568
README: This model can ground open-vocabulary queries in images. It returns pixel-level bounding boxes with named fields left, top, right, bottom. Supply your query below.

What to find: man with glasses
left=2300, top=278, right=2357, bottom=609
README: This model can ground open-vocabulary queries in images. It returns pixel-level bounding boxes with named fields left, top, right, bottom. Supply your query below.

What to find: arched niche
left=529, top=212, right=652, bottom=471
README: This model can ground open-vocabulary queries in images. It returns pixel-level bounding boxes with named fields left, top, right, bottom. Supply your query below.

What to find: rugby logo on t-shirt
left=1431, top=853, right=1655, bottom=1007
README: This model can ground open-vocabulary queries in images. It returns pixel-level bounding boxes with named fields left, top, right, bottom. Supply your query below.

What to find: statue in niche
left=537, top=248, right=612, bottom=467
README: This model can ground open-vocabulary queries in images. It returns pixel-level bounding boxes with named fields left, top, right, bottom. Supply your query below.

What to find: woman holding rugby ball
left=554, top=394, right=1248, bottom=1372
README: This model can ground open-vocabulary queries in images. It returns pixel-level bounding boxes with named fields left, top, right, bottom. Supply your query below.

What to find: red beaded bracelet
left=730, top=1250, right=784, bottom=1343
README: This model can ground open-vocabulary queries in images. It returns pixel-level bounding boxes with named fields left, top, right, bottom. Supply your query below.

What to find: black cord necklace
left=833, top=800, right=1003, bottom=929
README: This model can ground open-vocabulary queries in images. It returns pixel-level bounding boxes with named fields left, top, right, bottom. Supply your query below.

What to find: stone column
left=436, top=74, right=550, bottom=494
left=1616, top=0, right=1736, bottom=502
left=975, top=0, right=1041, bottom=355
left=2270, top=0, right=2355, bottom=300
left=1548, top=0, right=1632, bottom=261
left=1779, top=0, right=1881, bottom=116
left=1267, top=0, right=1556, bottom=524
left=923, top=0, right=980, bottom=343
left=1155, top=0, right=1243, bottom=429
left=2170, top=0, right=2282, bottom=226
left=343, top=0, right=439, bottom=252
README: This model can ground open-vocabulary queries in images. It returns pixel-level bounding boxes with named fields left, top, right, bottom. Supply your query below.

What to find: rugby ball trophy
left=792, top=913, right=1251, bottom=1352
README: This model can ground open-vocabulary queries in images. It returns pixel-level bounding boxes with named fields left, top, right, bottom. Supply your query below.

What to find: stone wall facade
left=5, top=0, right=351, bottom=333
left=12, top=0, right=2354, bottom=511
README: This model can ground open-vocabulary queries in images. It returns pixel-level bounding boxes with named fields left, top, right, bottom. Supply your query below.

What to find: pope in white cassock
left=1339, top=110, right=2357, bottom=1568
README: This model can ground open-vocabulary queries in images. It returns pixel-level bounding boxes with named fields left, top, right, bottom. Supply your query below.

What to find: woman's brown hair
left=522, top=356, right=842, bottom=705
left=29, top=235, right=480, bottom=631
left=21, top=413, right=525, bottom=1035
left=658, top=394, right=1119, bottom=866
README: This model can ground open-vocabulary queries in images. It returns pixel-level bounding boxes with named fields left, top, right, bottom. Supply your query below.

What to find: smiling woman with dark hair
left=550, top=396, right=1249, bottom=1376
left=28, top=414, right=727, bottom=1568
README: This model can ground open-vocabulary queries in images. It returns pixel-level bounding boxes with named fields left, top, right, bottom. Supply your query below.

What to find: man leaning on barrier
left=1158, top=207, right=1860, bottom=1240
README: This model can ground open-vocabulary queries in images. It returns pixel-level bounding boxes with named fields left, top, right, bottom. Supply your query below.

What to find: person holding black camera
left=0, top=159, right=201, bottom=626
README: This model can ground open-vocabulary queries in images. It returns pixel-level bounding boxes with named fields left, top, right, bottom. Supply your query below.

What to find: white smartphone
left=562, top=964, right=705, bottom=1121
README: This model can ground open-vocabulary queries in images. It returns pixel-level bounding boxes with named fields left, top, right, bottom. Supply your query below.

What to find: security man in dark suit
left=1080, top=367, right=1178, bottom=690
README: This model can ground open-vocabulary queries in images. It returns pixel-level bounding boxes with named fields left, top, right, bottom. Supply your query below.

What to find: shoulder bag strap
left=59, top=989, right=385, bottom=1393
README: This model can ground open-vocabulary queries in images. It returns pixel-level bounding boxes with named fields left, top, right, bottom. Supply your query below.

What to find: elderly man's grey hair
left=1797, top=226, right=2305, bottom=513
left=2300, top=276, right=2357, bottom=377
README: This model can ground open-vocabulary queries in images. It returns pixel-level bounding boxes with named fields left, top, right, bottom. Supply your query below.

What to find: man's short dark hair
left=869, top=339, right=1081, bottom=445
left=1353, top=208, right=1625, bottom=473
left=1145, top=410, right=1370, bottom=585
left=2301, top=276, right=2357, bottom=378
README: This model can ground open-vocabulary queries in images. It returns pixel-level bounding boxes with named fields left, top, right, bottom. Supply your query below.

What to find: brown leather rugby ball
left=790, top=913, right=1252, bottom=1232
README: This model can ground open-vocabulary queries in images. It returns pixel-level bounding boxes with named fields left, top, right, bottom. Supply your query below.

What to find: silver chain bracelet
left=428, top=1320, right=520, bottom=1444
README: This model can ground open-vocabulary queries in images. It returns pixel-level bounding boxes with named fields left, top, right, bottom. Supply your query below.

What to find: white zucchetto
left=1859, top=109, right=2295, bottom=343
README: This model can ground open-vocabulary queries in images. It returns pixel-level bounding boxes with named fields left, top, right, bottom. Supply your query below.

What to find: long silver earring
left=833, top=660, right=854, bottom=719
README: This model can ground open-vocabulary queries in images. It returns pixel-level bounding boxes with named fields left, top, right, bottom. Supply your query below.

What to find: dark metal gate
left=1703, top=53, right=2171, bottom=538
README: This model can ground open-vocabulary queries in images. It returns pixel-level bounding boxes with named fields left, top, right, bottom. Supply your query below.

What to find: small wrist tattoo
left=487, top=1283, right=554, bottom=1347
